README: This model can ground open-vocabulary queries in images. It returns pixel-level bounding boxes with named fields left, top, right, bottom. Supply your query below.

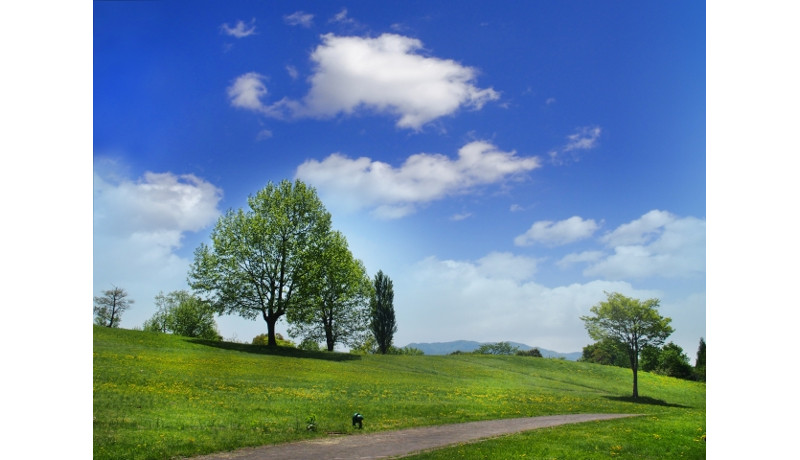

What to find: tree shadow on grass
left=604, top=395, right=690, bottom=408
left=189, top=339, right=362, bottom=362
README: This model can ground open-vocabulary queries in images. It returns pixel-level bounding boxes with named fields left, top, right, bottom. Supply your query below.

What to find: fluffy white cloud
left=584, top=210, right=706, bottom=279
left=220, top=19, right=256, bottom=38
left=284, top=11, right=313, bottom=28
left=514, top=216, right=600, bottom=247
left=398, top=254, right=655, bottom=352
left=227, top=72, right=269, bottom=112
left=93, top=164, right=223, bottom=328
left=229, top=33, right=499, bottom=129
left=296, top=141, right=540, bottom=218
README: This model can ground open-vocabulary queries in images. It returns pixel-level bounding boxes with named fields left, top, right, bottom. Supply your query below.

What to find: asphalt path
left=187, top=413, right=639, bottom=460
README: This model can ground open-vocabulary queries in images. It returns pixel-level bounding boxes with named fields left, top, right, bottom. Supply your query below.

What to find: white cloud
left=557, top=251, right=605, bottom=268
left=514, top=216, right=600, bottom=247
left=584, top=210, right=706, bottom=279
left=397, top=254, right=656, bottom=352
left=450, top=212, right=473, bottom=221
left=227, top=72, right=269, bottom=112
left=286, top=65, right=299, bottom=80
left=93, top=163, right=223, bottom=328
left=284, top=11, right=313, bottom=28
left=220, top=19, right=256, bottom=38
left=600, top=209, right=674, bottom=246
left=295, top=140, right=540, bottom=218
left=549, top=126, right=602, bottom=165
left=565, top=126, right=602, bottom=151
left=330, top=8, right=355, bottom=25
left=229, top=33, right=499, bottom=129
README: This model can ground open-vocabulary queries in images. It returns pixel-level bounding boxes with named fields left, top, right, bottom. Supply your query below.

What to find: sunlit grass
left=93, top=326, right=705, bottom=459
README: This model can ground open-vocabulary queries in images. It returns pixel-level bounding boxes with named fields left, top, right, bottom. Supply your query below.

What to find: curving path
left=187, top=413, right=639, bottom=460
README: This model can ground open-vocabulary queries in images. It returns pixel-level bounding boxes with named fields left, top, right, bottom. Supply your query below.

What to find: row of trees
left=93, top=180, right=399, bottom=353
left=188, top=179, right=397, bottom=352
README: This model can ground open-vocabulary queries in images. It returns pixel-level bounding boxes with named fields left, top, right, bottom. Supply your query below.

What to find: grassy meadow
left=93, top=326, right=705, bottom=459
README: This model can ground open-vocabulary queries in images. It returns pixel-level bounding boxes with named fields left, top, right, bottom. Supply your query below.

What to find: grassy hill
left=93, top=326, right=705, bottom=459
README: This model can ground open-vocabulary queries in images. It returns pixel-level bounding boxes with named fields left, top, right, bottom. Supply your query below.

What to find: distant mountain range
left=403, top=340, right=582, bottom=361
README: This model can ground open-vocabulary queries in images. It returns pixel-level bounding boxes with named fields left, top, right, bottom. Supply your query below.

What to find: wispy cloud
left=220, top=19, right=256, bottom=38
left=514, top=216, right=600, bottom=247
left=284, top=11, right=314, bottom=28
left=228, top=33, right=499, bottom=130
left=549, top=126, right=602, bottom=165
left=296, top=141, right=539, bottom=219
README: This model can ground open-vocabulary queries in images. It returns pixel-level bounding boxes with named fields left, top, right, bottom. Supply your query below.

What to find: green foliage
left=515, top=348, right=542, bottom=357
left=475, top=342, right=519, bottom=355
left=369, top=270, right=397, bottom=354
left=579, top=338, right=629, bottom=367
left=143, top=291, right=221, bottom=340
left=93, top=326, right=705, bottom=460
left=581, top=291, right=674, bottom=398
left=94, top=286, right=133, bottom=328
left=188, top=180, right=332, bottom=346
left=388, top=346, right=425, bottom=355
left=298, top=337, right=322, bottom=351
left=288, top=231, right=372, bottom=351
left=694, top=337, right=706, bottom=381
left=253, top=333, right=295, bottom=348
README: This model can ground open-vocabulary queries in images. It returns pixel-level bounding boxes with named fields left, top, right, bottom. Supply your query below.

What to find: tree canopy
left=189, top=180, right=332, bottom=346
left=581, top=291, right=673, bottom=398
left=288, top=231, right=373, bottom=351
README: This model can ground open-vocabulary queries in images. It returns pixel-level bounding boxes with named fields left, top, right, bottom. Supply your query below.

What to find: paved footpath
left=188, top=413, right=639, bottom=460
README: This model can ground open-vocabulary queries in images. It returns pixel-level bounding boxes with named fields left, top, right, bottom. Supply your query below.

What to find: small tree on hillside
left=143, top=290, right=221, bottom=340
left=94, top=286, right=133, bottom=328
left=370, top=270, right=396, bottom=354
left=581, top=291, right=673, bottom=398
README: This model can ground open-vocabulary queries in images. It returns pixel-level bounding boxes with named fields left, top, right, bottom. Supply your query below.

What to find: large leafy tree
left=189, top=180, right=332, bottom=346
left=581, top=291, right=673, bottom=398
left=288, top=231, right=373, bottom=351
left=93, top=286, right=133, bottom=328
left=370, top=270, right=397, bottom=354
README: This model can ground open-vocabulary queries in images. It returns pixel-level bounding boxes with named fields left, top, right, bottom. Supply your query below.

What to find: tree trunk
left=262, top=309, right=279, bottom=347
left=632, top=366, right=639, bottom=398
left=325, top=320, right=335, bottom=351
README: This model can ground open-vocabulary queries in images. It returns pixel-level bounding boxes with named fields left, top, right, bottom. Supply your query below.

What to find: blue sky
left=93, top=1, right=706, bottom=355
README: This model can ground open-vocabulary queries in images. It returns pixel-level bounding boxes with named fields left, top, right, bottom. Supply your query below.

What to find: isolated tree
left=370, top=270, right=397, bottom=354
left=288, top=231, right=372, bottom=351
left=581, top=291, right=673, bottom=398
left=189, top=180, right=332, bottom=346
left=143, top=290, right=221, bottom=340
left=94, top=286, right=133, bottom=328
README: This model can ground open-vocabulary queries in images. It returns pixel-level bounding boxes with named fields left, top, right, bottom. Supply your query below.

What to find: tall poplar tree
left=370, top=270, right=396, bottom=354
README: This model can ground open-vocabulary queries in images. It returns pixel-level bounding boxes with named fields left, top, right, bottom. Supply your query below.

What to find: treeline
left=449, top=341, right=545, bottom=357
left=580, top=336, right=706, bottom=382
left=94, top=180, right=400, bottom=354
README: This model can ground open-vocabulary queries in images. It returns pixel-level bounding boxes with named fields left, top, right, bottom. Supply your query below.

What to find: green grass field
left=93, top=326, right=705, bottom=459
